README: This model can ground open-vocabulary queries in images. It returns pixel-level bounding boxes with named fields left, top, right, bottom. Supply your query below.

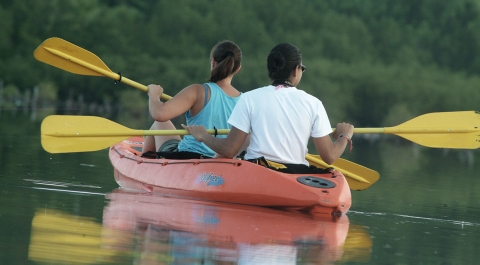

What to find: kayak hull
left=109, top=137, right=352, bottom=214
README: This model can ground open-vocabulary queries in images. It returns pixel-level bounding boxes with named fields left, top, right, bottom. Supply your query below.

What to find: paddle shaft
left=51, top=126, right=472, bottom=137
left=354, top=128, right=477, bottom=133
left=45, top=129, right=230, bottom=137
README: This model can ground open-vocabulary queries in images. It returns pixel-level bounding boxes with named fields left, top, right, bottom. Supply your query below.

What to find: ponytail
left=208, top=41, right=242, bottom=82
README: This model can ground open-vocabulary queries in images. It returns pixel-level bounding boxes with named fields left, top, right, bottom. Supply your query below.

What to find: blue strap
left=203, top=84, right=210, bottom=107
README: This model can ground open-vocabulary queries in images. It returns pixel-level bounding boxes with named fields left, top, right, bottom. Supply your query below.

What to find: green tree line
left=1, top=0, right=479, bottom=126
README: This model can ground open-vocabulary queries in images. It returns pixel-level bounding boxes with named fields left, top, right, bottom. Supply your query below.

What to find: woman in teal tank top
left=142, top=40, right=243, bottom=158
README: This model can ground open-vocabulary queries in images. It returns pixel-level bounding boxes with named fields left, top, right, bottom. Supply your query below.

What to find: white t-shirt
left=228, top=85, right=332, bottom=165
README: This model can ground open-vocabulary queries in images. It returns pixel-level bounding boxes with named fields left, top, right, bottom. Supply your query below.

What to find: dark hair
left=208, top=40, right=242, bottom=82
left=267, top=43, right=302, bottom=80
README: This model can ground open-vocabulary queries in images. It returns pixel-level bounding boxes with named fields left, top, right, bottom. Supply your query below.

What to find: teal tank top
left=177, top=82, right=241, bottom=157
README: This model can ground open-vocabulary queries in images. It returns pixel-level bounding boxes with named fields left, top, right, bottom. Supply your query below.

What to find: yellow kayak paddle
left=33, top=37, right=171, bottom=100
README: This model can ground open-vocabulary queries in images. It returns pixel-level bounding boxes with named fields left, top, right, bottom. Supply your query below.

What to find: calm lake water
left=1, top=110, right=479, bottom=265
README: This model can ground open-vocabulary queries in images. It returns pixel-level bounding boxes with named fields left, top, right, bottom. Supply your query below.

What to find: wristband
left=339, top=134, right=353, bottom=153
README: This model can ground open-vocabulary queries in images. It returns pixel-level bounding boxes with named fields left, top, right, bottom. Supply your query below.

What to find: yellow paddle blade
left=389, top=111, right=480, bottom=149
left=41, top=115, right=140, bottom=153
left=306, top=154, right=380, bottom=191
left=353, top=111, right=480, bottom=149
left=41, top=115, right=229, bottom=153
left=34, top=38, right=174, bottom=99
left=34, top=37, right=112, bottom=77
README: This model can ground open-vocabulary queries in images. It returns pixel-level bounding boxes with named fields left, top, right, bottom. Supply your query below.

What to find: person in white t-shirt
left=182, top=43, right=353, bottom=166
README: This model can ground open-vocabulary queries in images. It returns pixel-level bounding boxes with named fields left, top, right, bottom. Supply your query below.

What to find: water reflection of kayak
left=102, top=189, right=351, bottom=264
left=27, top=190, right=371, bottom=264
left=109, top=137, right=352, bottom=215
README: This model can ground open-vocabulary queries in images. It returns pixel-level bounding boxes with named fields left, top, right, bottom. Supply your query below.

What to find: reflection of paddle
left=34, top=37, right=171, bottom=100
left=41, top=115, right=379, bottom=190
left=28, top=209, right=119, bottom=264
left=340, top=225, right=373, bottom=263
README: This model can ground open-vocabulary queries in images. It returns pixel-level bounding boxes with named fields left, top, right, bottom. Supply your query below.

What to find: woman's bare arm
left=148, top=84, right=201, bottom=121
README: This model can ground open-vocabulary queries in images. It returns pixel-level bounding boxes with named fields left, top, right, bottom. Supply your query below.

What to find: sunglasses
left=299, top=64, right=306, bottom=72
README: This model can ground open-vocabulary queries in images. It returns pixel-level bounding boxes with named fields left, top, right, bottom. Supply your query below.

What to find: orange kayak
left=109, top=137, right=352, bottom=215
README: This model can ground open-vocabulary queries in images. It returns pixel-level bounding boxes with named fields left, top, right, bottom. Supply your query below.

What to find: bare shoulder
left=185, top=84, right=204, bottom=90
left=174, top=84, right=203, bottom=98
left=187, top=84, right=206, bottom=95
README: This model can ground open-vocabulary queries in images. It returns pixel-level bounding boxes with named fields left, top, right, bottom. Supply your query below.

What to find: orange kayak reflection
left=28, top=189, right=371, bottom=264
left=102, top=189, right=369, bottom=264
